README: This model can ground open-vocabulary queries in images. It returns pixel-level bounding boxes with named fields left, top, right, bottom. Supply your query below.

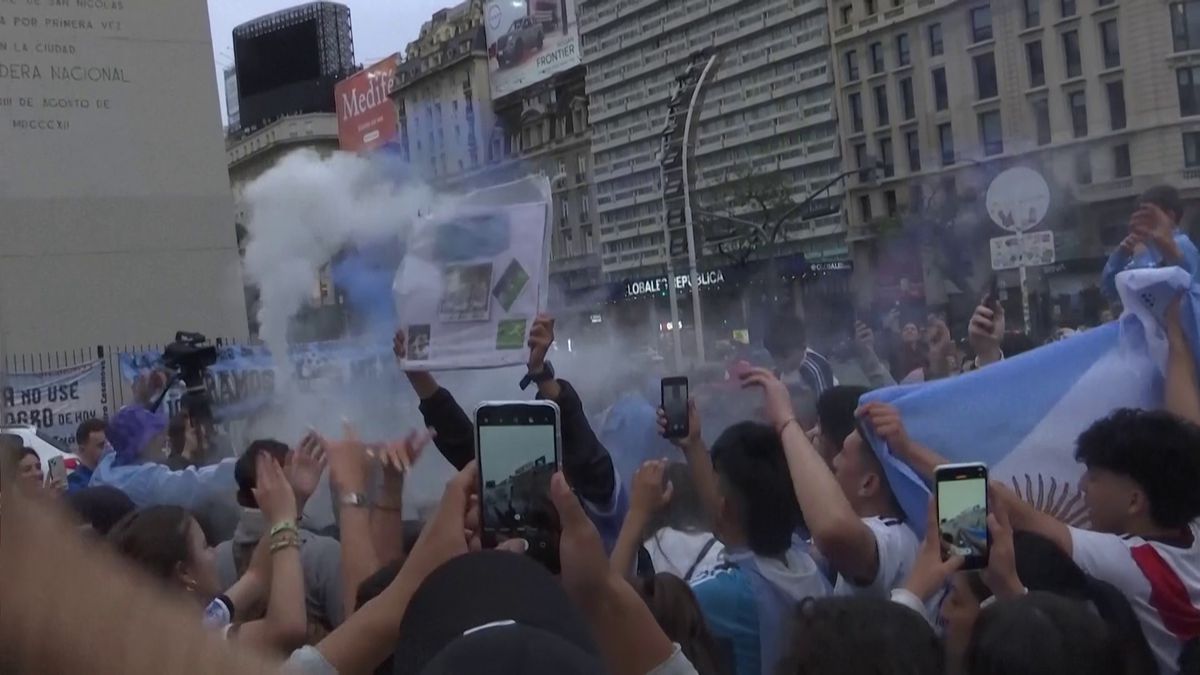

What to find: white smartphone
left=935, top=462, right=990, bottom=570
left=474, top=400, right=562, bottom=570
left=47, top=455, right=66, bottom=485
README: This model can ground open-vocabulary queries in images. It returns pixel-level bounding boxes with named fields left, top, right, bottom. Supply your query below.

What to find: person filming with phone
left=1101, top=185, right=1200, bottom=301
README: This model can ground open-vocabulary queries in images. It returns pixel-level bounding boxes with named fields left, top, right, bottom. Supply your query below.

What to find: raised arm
left=610, top=460, right=673, bottom=578
left=857, top=402, right=945, bottom=485
left=94, top=456, right=237, bottom=511
left=742, top=368, right=880, bottom=585
left=657, top=399, right=722, bottom=534
left=1165, top=297, right=1200, bottom=425
left=370, top=432, right=430, bottom=564
left=395, top=329, right=474, bottom=470
left=325, top=424, right=382, bottom=623
left=854, top=322, right=897, bottom=388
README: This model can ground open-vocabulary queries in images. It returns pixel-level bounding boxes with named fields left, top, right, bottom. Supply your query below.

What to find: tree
left=696, top=168, right=800, bottom=268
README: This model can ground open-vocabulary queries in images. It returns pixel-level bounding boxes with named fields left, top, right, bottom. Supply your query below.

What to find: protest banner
left=3, top=360, right=108, bottom=451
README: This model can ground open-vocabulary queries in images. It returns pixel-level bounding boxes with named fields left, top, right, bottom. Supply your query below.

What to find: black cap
left=393, top=551, right=602, bottom=675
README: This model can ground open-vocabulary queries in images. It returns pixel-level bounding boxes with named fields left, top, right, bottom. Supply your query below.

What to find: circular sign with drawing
left=985, top=167, right=1051, bottom=233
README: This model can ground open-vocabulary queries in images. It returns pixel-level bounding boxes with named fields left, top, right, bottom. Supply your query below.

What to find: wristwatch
left=519, top=360, right=555, bottom=391
left=340, top=492, right=369, bottom=508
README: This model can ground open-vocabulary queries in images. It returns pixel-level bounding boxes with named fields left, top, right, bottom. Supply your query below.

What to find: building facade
left=833, top=0, right=1200, bottom=332
left=578, top=0, right=851, bottom=352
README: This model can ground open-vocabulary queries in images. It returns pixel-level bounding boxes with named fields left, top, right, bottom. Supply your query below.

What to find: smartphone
left=47, top=455, right=66, bottom=485
left=661, top=377, right=690, bottom=439
left=985, top=274, right=1000, bottom=310
left=475, top=400, right=563, bottom=569
left=935, top=462, right=990, bottom=570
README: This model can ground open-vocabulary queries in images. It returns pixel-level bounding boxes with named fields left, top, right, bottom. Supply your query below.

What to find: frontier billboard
left=483, top=0, right=579, bottom=99
left=335, top=53, right=400, bottom=152
left=0, top=0, right=249, bottom=353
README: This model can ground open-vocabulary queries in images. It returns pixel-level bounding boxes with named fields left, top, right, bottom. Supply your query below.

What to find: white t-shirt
left=646, top=528, right=725, bottom=581
left=833, top=517, right=919, bottom=598
left=1071, top=521, right=1200, bottom=673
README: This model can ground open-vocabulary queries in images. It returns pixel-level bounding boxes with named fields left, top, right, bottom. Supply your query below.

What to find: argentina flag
left=862, top=267, right=1200, bottom=537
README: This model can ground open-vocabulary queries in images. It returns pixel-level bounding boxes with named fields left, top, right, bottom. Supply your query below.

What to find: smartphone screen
left=47, top=456, right=66, bottom=484
left=661, top=377, right=689, bottom=439
left=476, top=402, right=561, bottom=569
left=935, top=463, right=989, bottom=570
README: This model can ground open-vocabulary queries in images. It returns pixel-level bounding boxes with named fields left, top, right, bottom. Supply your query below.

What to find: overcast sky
left=206, top=0, right=457, bottom=119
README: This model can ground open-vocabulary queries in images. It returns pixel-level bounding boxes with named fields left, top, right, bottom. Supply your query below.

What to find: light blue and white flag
left=863, top=267, right=1200, bottom=537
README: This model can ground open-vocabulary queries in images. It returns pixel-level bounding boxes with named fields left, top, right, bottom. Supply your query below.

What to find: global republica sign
left=624, top=270, right=726, bottom=299
left=483, top=0, right=580, bottom=99
left=335, top=54, right=400, bottom=152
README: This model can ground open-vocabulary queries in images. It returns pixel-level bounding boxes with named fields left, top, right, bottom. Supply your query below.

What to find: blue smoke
left=331, top=238, right=404, bottom=338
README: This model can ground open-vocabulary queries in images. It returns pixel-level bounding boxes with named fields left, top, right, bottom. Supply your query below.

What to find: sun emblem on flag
left=1011, top=473, right=1090, bottom=527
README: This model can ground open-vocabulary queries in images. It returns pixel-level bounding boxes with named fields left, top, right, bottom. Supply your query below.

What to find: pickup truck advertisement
left=483, top=0, right=579, bottom=99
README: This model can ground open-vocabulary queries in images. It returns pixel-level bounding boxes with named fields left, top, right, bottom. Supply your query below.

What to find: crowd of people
left=2, top=185, right=1200, bottom=675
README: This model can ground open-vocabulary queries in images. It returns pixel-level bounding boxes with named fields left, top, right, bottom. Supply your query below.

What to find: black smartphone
left=935, top=462, right=990, bottom=570
left=985, top=274, right=1000, bottom=310
left=475, top=401, right=562, bottom=570
left=661, top=376, right=689, bottom=439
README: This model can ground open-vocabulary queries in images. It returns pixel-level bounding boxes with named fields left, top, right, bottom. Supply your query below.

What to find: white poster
left=483, top=0, right=580, bottom=99
left=3, top=360, right=108, bottom=452
left=394, top=185, right=550, bottom=370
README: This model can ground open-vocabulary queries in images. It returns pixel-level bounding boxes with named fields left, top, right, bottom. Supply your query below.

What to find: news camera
left=155, top=332, right=219, bottom=443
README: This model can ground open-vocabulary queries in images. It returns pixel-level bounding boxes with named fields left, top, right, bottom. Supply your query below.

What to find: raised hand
left=981, top=490, right=1024, bottom=600
left=392, top=329, right=407, bottom=361
left=655, top=398, right=702, bottom=450
left=549, top=471, right=609, bottom=610
left=379, top=429, right=434, bottom=483
left=527, top=313, right=555, bottom=374
left=902, top=496, right=964, bottom=602
left=252, top=451, right=298, bottom=527
left=323, top=420, right=372, bottom=496
left=968, top=302, right=1005, bottom=367
left=285, top=432, right=326, bottom=508
left=739, top=366, right=795, bottom=430
left=1132, top=203, right=1182, bottom=262
left=858, top=401, right=911, bottom=454
left=629, top=460, right=674, bottom=516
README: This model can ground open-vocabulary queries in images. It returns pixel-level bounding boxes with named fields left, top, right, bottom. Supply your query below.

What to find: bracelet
left=269, top=521, right=299, bottom=538
left=270, top=536, right=301, bottom=553
left=777, top=418, right=799, bottom=436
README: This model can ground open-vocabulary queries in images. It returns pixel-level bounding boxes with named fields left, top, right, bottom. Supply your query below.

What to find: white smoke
left=241, top=149, right=442, bottom=363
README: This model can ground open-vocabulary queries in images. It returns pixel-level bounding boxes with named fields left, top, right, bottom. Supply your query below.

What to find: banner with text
left=483, top=0, right=580, bottom=99
left=3, top=360, right=108, bottom=452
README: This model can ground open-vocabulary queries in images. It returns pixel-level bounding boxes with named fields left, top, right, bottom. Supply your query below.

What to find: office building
left=833, top=0, right=1200, bottom=329
left=579, top=0, right=850, bottom=345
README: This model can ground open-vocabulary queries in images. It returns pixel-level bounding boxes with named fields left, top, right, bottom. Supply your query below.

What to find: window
left=840, top=4, right=852, bottom=25
left=854, top=142, right=868, bottom=171
left=896, top=34, right=911, bottom=66
left=860, top=195, right=873, bottom=221
left=1185, top=131, right=1200, bottom=167
left=905, top=129, right=921, bottom=171
left=845, top=50, right=860, bottom=82
left=1033, top=99, right=1052, bottom=145
left=929, top=23, right=944, bottom=56
left=899, top=77, right=916, bottom=120
left=879, top=137, right=895, bottom=177
left=1113, top=144, right=1131, bottom=178
left=870, top=42, right=885, bottom=74
left=1027, top=41, right=1045, bottom=87
left=932, top=68, right=949, bottom=110
left=1074, top=151, right=1092, bottom=184
left=979, top=110, right=1003, bottom=156
left=1063, top=31, right=1081, bottom=79
left=874, top=84, right=890, bottom=126
left=975, top=53, right=998, bottom=100
left=1100, top=20, right=1120, bottom=69
left=1171, top=1, right=1200, bottom=52
left=866, top=0, right=877, bottom=14
left=849, top=92, right=864, bottom=131
left=1178, top=66, right=1200, bottom=116
left=1069, top=90, right=1088, bottom=137
left=970, top=5, right=993, bottom=43
left=938, top=122, right=955, bottom=165
left=1024, top=0, right=1040, bottom=28
left=1107, top=81, right=1126, bottom=130
left=1060, top=0, right=1075, bottom=18
left=581, top=196, right=590, bottom=221
left=885, top=190, right=899, bottom=217
left=560, top=199, right=569, bottom=221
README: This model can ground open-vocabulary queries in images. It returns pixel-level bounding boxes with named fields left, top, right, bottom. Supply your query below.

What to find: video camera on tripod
left=152, top=331, right=219, bottom=432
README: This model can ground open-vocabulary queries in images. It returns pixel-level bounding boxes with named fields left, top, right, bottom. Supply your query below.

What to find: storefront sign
left=623, top=270, right=726, bottom=299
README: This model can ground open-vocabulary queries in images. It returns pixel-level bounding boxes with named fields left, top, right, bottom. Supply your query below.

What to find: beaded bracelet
left=269, top=520, right=299, bottom=538
left=270, top=536, right=301, bottom=554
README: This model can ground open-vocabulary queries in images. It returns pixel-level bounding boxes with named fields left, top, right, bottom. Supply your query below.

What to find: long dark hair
left=108, top=506, right=193, bottom=584
left=637, top=573, right=731, bottom=675
left=776, top=596, right=942, bottom=674
left=966, top=592, right=1123, bottom=675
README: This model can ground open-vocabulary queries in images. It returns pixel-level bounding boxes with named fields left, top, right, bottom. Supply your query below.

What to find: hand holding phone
left=661, top=377, right=689, bottom=439
left=47, top=456, right=66, bottom=486
left=935, top=462, right=990, bottom=570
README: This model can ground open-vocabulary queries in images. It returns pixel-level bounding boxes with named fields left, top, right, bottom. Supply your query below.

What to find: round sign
left=985, top=167, right=1051, bottom=233
left=487, top=2, right=503, bottom=30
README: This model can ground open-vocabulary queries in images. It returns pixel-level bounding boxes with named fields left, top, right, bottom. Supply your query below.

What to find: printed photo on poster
left=492, top=259, right=531, bottom=312
left=496, top=319, right=528, bottom=350
left=440, top=262, right=495, bottom=322
left=408, top=325, right=432, bottom=361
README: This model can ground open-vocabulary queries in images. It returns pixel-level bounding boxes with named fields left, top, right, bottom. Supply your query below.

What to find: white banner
left=394, top=189, right=550, bottom=370
left=3, top=360, right=108, bottom=452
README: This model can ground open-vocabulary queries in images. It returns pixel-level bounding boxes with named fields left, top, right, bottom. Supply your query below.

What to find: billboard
left=483, top=0, right=579, bottom=99
left=336, top=54, right=401, bottom=152
left=224, top=67, right=241, bottom=129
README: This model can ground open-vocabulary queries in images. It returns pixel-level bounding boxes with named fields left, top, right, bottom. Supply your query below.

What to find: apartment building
left=579, top=0, right=846, bottom=281
left=832, top=0, right=1200, bottom=327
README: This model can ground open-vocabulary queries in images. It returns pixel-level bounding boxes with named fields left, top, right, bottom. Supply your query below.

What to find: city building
left=227, top=114, right=343, bottom=341
left=832, top=0, right=1200, bottom=331
left=578, top=0, right=851, bottom=350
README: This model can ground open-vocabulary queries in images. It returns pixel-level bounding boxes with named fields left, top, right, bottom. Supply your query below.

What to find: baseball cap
left=392, top=550, right=603, bottom=675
